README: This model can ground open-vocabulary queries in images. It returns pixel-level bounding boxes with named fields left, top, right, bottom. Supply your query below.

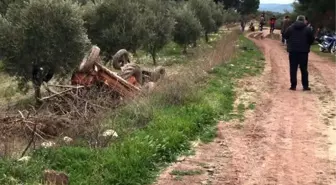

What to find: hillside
left=259, top=3, right=293, bottom=13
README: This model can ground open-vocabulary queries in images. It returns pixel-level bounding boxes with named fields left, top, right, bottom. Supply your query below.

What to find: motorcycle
left=318, top=33, right=336, bottom=53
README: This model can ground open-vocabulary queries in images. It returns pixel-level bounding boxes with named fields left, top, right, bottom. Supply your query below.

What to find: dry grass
left=0, top=28, right=239, bottom=159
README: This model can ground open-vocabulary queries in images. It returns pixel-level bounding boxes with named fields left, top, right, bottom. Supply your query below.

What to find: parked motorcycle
left=318, top=33, right=336, bottom=53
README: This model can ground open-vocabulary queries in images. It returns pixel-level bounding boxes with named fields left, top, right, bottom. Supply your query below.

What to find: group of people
left=240, top=13, right=315, bottom=91
left=257, top=13, right=314, bottom=91
left=241, top=13, right=283, bottom=34
left=258, top=13, right=276, bottom=33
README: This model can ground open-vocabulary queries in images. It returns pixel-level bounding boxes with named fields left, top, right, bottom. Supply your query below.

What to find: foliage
left=141, top=0, right=175, bottom=65
left=84, top=0, right=146, bottom=60
left=292, top=0, right=335, bottom=30
left=0, top=0, right=90, bottom=93
left=223, top=8, right=240, bottom=24
left=172, top=5, right=202, bottom=53
left=188, top=0, right=216, bottom=42
left=209, top=1, right=225, bottom=32
left=238, top=0, right=260, bottom=15
left=0, top=0, right=24, bottom=15
left=215, top=0, right=260, bottom=15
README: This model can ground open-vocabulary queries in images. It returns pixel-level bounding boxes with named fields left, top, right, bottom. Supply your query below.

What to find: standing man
left=240, top=18, right=246, bottom=32
left=284, top=15, right=315, bottom=91
left=259, top=14, right=265, bottom=31
left=269, top=15, right=276, bottom=34
left=281, top=15, right=291, bottom=45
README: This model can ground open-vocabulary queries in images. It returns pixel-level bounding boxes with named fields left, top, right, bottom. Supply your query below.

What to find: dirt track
left=154, top=31, right=336, bottom=185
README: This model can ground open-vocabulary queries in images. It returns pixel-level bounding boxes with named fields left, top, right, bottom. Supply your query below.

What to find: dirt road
left=154, top=31, right=336, bottom=185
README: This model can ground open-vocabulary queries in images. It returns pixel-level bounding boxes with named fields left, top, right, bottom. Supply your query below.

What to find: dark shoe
left=303, top=87, right=311, bottom=91
left=289, top=87, right=296, bottom=91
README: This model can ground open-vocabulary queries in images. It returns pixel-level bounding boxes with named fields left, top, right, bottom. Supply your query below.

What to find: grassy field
left=311, top=44, right=336, bottom=62
left=0, top=34, right=264, bottom=185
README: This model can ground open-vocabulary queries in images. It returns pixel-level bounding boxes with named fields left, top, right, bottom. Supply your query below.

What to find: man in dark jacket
left=281, top=16, right=291, bottom=44
left=284, top=15, right=315, bottom=91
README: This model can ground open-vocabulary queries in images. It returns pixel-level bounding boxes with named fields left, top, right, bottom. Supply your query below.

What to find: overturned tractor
left=71, top=46, right=166, bottom=97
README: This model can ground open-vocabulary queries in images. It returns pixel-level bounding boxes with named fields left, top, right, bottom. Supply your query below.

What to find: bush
left=141, top=0, right=175, bottom=65
left=187, top=0, right=216, bottom=43
left=0, top=0, right=90, bottom=100
left=172, top=4, right=202, bottom=53
left=84, top=0, right=146, bottom=60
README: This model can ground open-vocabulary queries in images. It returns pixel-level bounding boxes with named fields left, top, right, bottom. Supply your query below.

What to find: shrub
left=172, top=4, right=202, bottom=53
left=187, top=0, right=216, bottom=42
left=0, top=0, right=90, bottom=100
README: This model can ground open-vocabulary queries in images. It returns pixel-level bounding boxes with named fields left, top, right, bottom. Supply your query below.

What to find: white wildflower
left=18, top=156, right=31, bottom=162
left=63, top=136, right=73, bottom=144
left=102, top=129, right=118, bottom=138
left=41, top=141, right=56, bottom=148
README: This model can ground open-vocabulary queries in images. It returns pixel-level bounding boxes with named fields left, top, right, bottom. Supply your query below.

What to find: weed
left=181, top=149, right=196, bottom=156
left=248, top=102, right=256, bottom=110
left=200, top=126, right=217, bottom=143
left=170, top=169, right=203, bottom=176
left=233, top=123, right=244, bottom=130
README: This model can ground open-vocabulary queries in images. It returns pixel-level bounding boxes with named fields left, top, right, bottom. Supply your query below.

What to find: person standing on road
left=259, top=14, right=265, bottom=31
left=240, top=18, right=246, bottom=32
left=269, top=15, right=276, bottom=34
left=281, top=15, right=291, bottom=45
left=284, top=15, right=315, bottom=91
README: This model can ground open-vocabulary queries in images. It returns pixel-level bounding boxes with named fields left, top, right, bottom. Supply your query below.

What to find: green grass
left=134, top=32, right=223, bottom=67
left=311, top=44, right=336, bottom=62
left=0, top=35, right=263, bottom=185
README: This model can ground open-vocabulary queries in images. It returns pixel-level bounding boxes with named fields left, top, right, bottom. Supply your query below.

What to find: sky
left=260, top=0, right=295, bottom=4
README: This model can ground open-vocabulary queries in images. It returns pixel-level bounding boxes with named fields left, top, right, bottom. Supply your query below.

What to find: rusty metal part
left=119, top=63, right=143, bottom=85
left=72, top=46, right=140, bottom=97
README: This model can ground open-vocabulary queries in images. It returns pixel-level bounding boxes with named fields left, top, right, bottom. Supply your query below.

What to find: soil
left=153, top=30, right=336, bottom=185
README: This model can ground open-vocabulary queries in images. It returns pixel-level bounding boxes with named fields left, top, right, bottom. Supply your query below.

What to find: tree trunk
left=151, top=52, right=156, bottom=66
left=151, top=47, right=156, bottom=66
left=192, top=41, right=197, bottom=48
left=130, top=47, right=137, bottom=57
left=205, top=32, right=209, bottom=43
left=34, top=84, right=42, bottom=105
left=182, top=45, right=187, bottom=54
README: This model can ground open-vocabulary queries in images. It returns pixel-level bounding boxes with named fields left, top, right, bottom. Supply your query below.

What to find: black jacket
left=284, top=21, right=315, bottom=53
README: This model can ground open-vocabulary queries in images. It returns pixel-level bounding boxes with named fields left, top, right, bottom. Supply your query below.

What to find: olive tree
left=187, top=0, right=216, bottom=42
left=141, top=0, right=175, bottom=65
left=209, top=1, right=225, bottom=32
left=172, top=5, right=202, bottom=53
left=84, top=0, right=146, bottom=61
left=0, top=0, right=90, bottom=101
left=223, top=8, right=240, bottom=25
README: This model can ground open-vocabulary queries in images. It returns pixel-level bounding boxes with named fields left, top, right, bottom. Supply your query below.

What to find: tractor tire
left=79, top=46, right=100, bottom=72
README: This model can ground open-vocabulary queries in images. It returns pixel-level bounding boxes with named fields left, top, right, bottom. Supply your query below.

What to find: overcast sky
left=260, top=0, right=295, bottom=4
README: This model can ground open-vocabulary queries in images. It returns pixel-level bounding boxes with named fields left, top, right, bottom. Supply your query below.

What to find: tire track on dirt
left=153, top=31, right=336, bottom=185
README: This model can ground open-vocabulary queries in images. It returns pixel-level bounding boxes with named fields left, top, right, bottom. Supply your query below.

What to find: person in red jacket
left=269, top=15, right=276, bottom=34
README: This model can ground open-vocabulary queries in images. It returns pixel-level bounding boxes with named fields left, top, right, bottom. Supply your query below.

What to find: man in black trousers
left=284, top=15, right=315, bottom=91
